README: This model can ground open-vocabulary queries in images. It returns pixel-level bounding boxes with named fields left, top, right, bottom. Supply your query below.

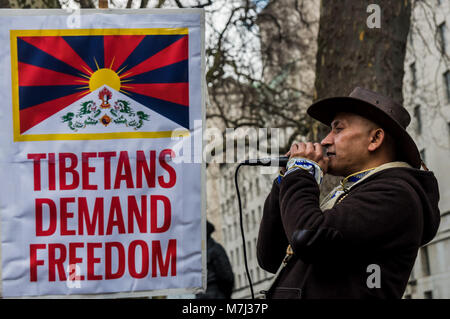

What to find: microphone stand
left=234, top=163, right=255, bottom=299
left=234, top=157, right=287, bottom=299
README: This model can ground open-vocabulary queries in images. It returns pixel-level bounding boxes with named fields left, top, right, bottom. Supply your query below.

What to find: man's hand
left=288, top=142, right=329, bottom=174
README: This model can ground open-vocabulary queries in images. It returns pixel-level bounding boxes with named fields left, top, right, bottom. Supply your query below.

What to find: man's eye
left=334, top=127, right=343, bottom=132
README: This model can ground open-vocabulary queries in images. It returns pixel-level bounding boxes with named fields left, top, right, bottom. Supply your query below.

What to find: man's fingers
left=289, top=143, right=297, bottom=156
left=290, top=142, right=304, bottom=157
left=297, top=142, right=306, bottom=153
left=314, top=143, right=323, bottom=157
left=289, top=141, right=329, bottom=174
left=305, top=142, right=314, bottom=155
left=290, top=142, right=324, bottom=159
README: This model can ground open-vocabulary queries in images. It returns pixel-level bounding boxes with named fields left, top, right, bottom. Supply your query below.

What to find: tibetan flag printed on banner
left=0, top=10, right=205, bottom=298
left=11, top=28, right=190, bottom=141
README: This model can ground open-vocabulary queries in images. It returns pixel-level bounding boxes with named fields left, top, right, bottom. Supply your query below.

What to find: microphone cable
left=234, top=163, right=255, bottom=299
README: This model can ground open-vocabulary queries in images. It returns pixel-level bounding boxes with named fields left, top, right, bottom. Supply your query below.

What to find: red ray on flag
left=103, top=35, right=145, bottom=71
left=120, top=36, right=189, bottom=79
left=123, top=83, right=189, bottom=106
left=19, top=91, right=89, bottom=133
left=20, top=36, right=94, bottom=75
left=18, top=62, right=85, bottom=86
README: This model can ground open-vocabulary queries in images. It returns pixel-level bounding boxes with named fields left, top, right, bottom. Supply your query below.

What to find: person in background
left=196, top=220, right=235, bottom=299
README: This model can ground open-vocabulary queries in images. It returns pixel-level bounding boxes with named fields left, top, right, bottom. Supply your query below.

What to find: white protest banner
left=0, top=9, right=205, bottom=298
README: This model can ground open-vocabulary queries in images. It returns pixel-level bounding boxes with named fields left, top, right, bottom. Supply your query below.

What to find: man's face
left=321, top=112, right=376, bottom=177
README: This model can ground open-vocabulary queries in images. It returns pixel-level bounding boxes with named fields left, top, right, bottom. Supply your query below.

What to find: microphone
left=241, top=156, right=289, bottom=167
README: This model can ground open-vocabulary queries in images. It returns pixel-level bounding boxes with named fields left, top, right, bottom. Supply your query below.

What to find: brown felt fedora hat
left=307, top=87, right=422, bottom=169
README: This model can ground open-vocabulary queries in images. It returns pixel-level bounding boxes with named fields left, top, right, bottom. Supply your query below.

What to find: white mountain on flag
left=24, top=85, right=183, bottom=135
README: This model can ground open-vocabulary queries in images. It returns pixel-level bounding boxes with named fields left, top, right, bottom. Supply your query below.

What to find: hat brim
left=307, top=97, right=421, bottom=169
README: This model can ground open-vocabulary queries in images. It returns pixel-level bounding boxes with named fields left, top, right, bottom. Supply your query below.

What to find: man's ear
left=368, top=128, right=385, bottom=152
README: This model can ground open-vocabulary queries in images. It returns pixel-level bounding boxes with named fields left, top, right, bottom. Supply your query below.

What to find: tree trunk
left=77, top=0, right=95, bottom=8
left=140, top=0, right=149, bottom=8
left=313, top=0, right=412, bottom=197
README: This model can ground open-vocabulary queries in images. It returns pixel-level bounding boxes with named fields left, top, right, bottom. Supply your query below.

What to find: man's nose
left=321, top=132, right=333, bottom=147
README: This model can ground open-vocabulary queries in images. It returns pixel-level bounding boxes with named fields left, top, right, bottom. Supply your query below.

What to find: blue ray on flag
left=17, top=38, right=82, bottom=78
left=126, top=92, right=189, bottom=129
left=117, top=35, right=186, bottom=74
left=18, top=85, right=86, bottom=110
left=63, top=35, right=105, bottom=71
left=129, top=60, right=189, bottom=84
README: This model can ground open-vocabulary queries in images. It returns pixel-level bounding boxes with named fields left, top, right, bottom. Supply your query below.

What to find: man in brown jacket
left=257, top=87, right=441, bottom=299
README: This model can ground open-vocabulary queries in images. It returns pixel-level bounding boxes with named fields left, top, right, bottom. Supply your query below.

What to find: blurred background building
left=208, top=0, right=450, bottom=299
left=402, top=0, right=450, bottom=299
left=206, top=0, right=320, bottom=298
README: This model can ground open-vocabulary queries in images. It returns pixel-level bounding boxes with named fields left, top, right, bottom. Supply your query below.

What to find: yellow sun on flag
left=89, top=68, right=121, bottom=92
left=76, top=57, right=133, bottom=94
